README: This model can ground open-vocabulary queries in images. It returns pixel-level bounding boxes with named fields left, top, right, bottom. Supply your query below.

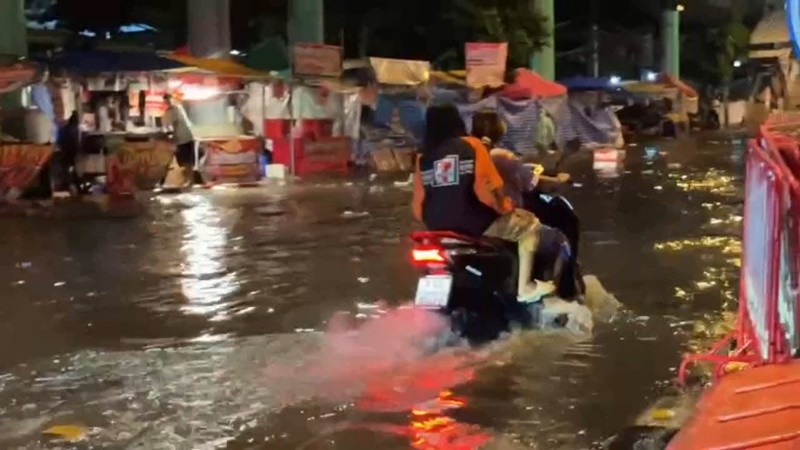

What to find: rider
left=412, top=104, right=550, bottom=302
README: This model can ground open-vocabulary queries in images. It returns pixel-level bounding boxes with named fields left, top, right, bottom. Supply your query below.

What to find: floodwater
left=0, top=134, right=746, bottom=449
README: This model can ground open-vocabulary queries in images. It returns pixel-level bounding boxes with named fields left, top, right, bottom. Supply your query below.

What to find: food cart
left=254, top=43, right=358, bottom=177
left=40, top=50, right=188, bottom=194
left=163, top=53, right=273, bottom=186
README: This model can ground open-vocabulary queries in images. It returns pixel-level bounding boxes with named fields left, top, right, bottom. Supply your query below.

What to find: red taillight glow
left=411, top=247, right=446, bottom=264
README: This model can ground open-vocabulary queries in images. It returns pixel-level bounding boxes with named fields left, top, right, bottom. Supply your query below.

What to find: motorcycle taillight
left=411, top=245, right=446, bottom=265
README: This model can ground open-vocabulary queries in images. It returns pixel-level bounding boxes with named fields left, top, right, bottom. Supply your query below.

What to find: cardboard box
left=371, top=148, right=398, bottom=172
left=393, top=148, right=416, bottom=171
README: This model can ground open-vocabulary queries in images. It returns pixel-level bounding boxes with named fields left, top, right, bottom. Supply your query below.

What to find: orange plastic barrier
left=669, top=361, right=800, bottom=449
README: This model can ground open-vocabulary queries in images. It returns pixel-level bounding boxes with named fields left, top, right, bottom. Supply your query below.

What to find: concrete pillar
left=0, top=0, right=27, bottom=108
left=288, top=0, right=324, bottom=45
left=187, top=0, right=231, bottom=57
left=531, top=0, right=555, bottom=80
left=662, top=7, right=680, bottom=77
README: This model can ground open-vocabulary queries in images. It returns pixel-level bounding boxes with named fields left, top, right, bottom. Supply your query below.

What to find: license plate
left=414, top=275, right=453, bottom=308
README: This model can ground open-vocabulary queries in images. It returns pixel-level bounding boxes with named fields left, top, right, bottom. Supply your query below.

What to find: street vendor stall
left=0, top=61, right=56, bottom=201
left=38, top=50, right=190, bottom=193
left=246, top=43, right=360, bottom=176
left=158, top=53, right=273, bottom=186
left=619, top=74, right=699, bottom=137
left=363, top=57, right=430, bottom=172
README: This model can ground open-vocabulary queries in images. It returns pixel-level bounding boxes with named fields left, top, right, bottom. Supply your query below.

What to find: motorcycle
left=410, top=170, right=584, bottom=344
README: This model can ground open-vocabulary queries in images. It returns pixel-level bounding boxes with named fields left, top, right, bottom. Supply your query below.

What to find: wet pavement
left=0, top=134, right=745, bottom=449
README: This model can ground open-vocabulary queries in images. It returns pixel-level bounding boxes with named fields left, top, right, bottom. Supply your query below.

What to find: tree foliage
left=41, top=0, right=550, bottom=68
left=713, top=22, right=749, bottom=84
left=446, top=0, right=548, bottom=68
left=326, top=0, right=549, bottom=69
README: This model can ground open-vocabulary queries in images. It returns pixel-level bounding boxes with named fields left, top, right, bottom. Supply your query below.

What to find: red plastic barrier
left=679, top=117, right=800, bottom=384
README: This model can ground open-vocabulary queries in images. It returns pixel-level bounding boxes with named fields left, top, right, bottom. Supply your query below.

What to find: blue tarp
left=559, top=76, right=613, bottom=92
left=34, top=50, right=188, bottom=73
left=373, top=93, right=426, bottom=142
left=458, top=96, right=541, bottom=155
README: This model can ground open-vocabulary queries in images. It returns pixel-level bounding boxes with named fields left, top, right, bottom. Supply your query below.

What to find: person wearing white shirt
left=162, top=94, right=195, bottom=186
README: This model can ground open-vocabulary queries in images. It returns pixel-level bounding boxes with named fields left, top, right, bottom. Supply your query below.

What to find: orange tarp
left=657, top=73, right=698, bottom=98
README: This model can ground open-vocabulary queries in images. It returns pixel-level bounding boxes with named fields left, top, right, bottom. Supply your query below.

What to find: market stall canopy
left=559, top=76, right=613, bottom=92
left=37, top=50, right=188, bottom=74
left=430, top=70, right=467, bottom=86
left=165, top=53, right=270, bottom=78
left=656, top=73, right=698, bottom=98
left=621, top=80, right=671, bottom=95
left=369, top=57, right=430, bottom=86
left=749, top=9, right=791, bottom=60
left=0, top=62, right=39, bottom=94
left=501, top=68, right=566, bottom=99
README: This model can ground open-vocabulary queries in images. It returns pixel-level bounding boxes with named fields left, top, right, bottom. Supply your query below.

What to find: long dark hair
left=471, top=111, right=504, bottom=148
left=423, top=104, right=467, bottom=154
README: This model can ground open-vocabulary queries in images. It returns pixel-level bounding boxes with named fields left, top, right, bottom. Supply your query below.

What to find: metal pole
left=288, top=83, right=296, bottom=176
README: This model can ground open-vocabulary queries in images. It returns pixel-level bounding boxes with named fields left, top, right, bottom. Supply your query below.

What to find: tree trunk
left=723, top=84, right=730, bottom=128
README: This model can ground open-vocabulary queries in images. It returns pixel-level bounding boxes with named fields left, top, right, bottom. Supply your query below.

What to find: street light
left=676, top=4, right=684, bottom=11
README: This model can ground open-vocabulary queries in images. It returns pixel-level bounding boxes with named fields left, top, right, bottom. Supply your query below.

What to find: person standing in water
left=162, top=94, right=195, bottom=187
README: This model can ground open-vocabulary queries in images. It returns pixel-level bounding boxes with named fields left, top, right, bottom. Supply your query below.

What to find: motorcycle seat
left=411, top=230, right=512, bottom=251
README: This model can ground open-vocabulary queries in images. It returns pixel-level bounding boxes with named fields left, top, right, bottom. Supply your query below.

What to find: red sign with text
left=201, top=138, right=262, bottom=184
left=0, top=144, right=54, bottom=191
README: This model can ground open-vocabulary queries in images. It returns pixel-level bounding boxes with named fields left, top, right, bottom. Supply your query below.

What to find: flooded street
left=0, top=135, right=745, bottom=449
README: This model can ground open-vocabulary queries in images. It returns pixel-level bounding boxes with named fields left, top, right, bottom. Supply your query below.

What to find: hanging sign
left=200, top=137, right=262, bottom=184
left=465, top=42, right=508, bottom=88
left=292, top=43, right=343, bottom=78
left=0, top=144, right=53, bottom=191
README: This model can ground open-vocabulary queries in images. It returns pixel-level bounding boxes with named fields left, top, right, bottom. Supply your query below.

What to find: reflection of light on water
left=180, top=195, right=239, bottom=321
left=653, top=236, right=741, bottom=255
left=667, top=169, right=738, bottom=196
left=656, top=236, right=740, bottom=309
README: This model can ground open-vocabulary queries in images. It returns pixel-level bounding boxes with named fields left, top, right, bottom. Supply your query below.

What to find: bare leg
left=517, top=231, right=536, bottom=296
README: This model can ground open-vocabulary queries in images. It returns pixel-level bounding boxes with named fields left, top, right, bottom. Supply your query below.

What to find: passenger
left=470, top=111, right=569, bottom=208
left=471, top=111, right=580, bottom=300
left=412, top=104, right=550, bottom=302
